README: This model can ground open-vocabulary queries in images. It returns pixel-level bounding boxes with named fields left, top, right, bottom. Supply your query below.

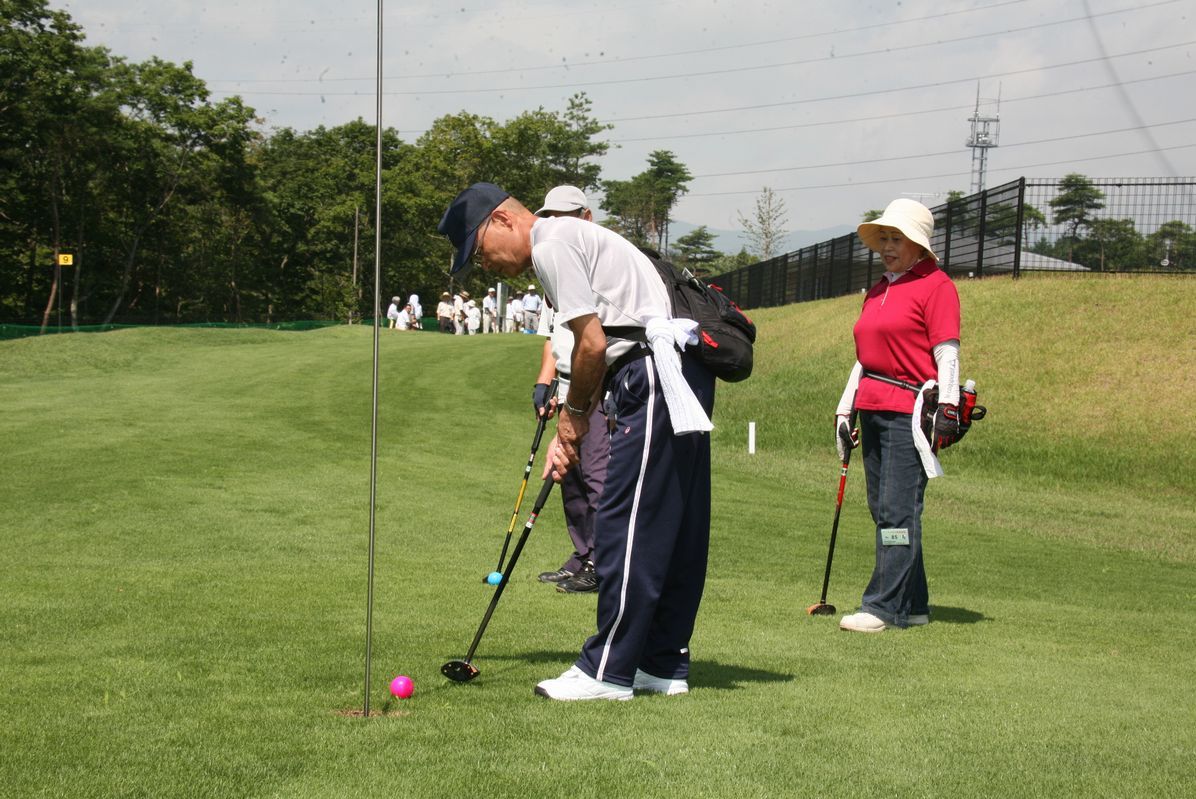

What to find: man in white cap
left=536, top=184, right=589, bottom=218
left=438, top=182, right=716, bottom=702
left=482, top=287, right=499, bottom=334
left=530, top=186, right=605, bottom=595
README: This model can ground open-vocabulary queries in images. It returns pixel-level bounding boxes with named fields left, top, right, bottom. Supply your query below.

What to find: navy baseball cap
left=438, top=183, right=510, bottom=274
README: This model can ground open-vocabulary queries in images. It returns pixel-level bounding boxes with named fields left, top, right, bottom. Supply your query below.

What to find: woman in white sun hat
left=835, top=198, right=963, bottom=633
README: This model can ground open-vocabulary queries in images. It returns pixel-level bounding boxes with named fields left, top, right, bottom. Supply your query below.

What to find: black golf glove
left=532, top=382, right=552, bottom=418
left=931, top=403, right=962, bottom=451
left=835, top=414, right=860, bottom=462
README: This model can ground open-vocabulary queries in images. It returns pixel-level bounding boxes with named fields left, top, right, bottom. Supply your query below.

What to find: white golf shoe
left=908, top=614, right=930, bottom=626
left=839, top=611, right=887, bottom=633
left=534, top=666, right=633, bottom=701
left=633, top=669, right=689, bottom=695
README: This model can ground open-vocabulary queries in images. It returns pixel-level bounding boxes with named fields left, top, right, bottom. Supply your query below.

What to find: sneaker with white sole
left=907, top=614, right=930, bottom=626
left=633, top=669, right=689, bottom=695
left=534, top=666, right=633, bottom=701
left=839, top=611, right=886, bottom=633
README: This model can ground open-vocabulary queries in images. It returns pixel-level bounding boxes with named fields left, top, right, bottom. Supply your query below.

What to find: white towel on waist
left=911, top=379, right=944, bottom=479
left=644, top=317, right=714, bottom=434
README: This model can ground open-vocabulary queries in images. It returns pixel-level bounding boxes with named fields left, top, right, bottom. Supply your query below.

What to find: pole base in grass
left=441, top=660, right=480, bottom=682
left=807, top=602, right=836, bottom=616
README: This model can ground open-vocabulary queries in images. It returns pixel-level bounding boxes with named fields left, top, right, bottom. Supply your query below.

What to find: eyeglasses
left=471, top=216, right=493, bottom=267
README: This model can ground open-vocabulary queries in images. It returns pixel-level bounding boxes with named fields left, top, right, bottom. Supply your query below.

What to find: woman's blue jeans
left=859, top=410, right=929, bottom=627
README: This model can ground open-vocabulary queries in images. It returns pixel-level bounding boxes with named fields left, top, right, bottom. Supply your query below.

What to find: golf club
left=444, top=476, right=556, bottom=683
left=487, top=377, right=559, bottom=580
left=807, top=408, right=858, bottom=616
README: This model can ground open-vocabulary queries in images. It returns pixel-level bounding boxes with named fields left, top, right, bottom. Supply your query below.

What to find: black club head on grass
left=441, top=660, right=480, bottom=683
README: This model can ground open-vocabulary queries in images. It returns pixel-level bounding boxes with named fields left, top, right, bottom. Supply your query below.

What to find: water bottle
left=961, top=379, right=978, bottom=425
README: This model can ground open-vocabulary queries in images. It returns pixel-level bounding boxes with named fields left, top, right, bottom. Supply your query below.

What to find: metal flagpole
left=363, top=0, right=384, bottom=718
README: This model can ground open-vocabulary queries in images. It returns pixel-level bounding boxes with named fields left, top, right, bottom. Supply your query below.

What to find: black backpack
left=608, top=252, right=755, bottom=382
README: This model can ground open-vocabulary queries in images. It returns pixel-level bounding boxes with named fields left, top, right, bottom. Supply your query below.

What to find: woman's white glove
left=835, top=361, right=863, bottom=461
left=835, top=414, right=860, bottom=463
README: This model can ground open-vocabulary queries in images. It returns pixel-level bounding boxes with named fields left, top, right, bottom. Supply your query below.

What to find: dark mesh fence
left=1022, top=177, right=1196, bottom=273
left=714, top=177, right=1196, bottom=309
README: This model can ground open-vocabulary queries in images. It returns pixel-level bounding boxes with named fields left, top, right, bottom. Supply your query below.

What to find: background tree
left=1146, top=220, right=1195, bottom=271
left=1050, top=173, right=1105, bottom=264
left=402, top=101, right=611, bottom=301
left=942, top=189, right=981, bottom=240
left=738, top=186, right=788, bottom=260
left=1081, top=218, right=1142, bottom=271
left=599, top=173, right=654, bottom=247
left=600, top=150, right=691, bottom=252
left=0, top=0, right=119, bottom=328
left=986, top=201, right=1047, bottom=247
left=488, top=93, right=611, bottom=202
left=671, top=225, right=721, bottom=275
left=705, top=248, right=756, bottom=277
left=256, top=120, right=401, bottom=323
left=1019, top=204, right=1048, bottom=248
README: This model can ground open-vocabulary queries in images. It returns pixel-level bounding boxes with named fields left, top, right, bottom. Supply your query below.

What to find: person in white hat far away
left=834, top=198, right=964, bottom=634
left=522, top=283, right=542, bottom=334
left=482, top=287, right=498, bottom=333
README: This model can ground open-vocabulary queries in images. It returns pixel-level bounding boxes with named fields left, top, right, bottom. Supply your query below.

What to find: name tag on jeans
left=881, top=528, right=910, bottom=546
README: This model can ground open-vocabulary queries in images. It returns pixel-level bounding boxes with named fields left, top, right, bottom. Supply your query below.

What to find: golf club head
left=441, top=660, right=480, bottom=682
left=806, top=602, right=836, bottom=616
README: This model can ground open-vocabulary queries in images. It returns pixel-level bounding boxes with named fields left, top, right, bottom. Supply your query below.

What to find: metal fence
left=1022, top=177, right=1196, bottom=273
left=713, top=177, right=1196, bottom=310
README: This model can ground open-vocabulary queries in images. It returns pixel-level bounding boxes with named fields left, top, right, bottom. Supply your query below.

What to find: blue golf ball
left=486, top=571, right=503, bottom=586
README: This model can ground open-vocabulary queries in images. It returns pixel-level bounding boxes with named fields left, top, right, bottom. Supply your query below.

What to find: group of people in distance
left=437, top=179, right=965, bottom=701
left=385, top=294, right=423, bottom=330
left=424, top=285, right=544, bottom=334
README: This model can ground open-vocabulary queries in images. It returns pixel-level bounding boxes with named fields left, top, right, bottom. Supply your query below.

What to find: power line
left=208, top=3, right=1186, bottom=97
left=688, top=119, right=1196, bottom=180
left=681, top=144, right=1196, bottom=198
left=609, top=69, right=1196, bottom=144
left=600, top=41, right=1196, bottom=123
left=208, top=0, right=1034, bottom=83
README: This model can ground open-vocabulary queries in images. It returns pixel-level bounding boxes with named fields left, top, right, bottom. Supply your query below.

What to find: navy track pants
left=575, top=351, right=716, bottom=686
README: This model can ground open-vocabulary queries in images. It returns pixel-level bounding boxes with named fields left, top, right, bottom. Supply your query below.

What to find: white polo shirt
left=530, top=217, right=669, bottom=365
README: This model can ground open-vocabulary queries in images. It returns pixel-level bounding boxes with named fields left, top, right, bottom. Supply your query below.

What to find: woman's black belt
left=863, top=370, right=923, bottom=393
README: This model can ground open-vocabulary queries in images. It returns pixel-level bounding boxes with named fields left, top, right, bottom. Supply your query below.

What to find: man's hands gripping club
left=543, top=313, right=606, bottom=482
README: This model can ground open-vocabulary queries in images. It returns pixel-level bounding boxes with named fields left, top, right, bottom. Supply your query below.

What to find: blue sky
left=63, top=0, right=1196, bottom=243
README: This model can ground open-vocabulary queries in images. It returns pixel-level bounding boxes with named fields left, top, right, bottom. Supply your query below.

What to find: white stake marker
left=748, top=421, right=756, bottom=454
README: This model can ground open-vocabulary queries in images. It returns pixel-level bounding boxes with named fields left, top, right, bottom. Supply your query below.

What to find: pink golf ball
left=389, top=675, right=414, bottom=699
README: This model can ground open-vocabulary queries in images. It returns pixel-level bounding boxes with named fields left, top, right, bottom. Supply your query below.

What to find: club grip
left=531, top=476, right=555, bottom=512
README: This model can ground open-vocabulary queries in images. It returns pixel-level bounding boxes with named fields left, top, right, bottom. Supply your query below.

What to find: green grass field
left=2, top=274, right=1193, bottom=798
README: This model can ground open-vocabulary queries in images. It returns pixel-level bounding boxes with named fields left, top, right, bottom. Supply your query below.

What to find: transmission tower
left=966, top=84, right=1001, bottom=194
